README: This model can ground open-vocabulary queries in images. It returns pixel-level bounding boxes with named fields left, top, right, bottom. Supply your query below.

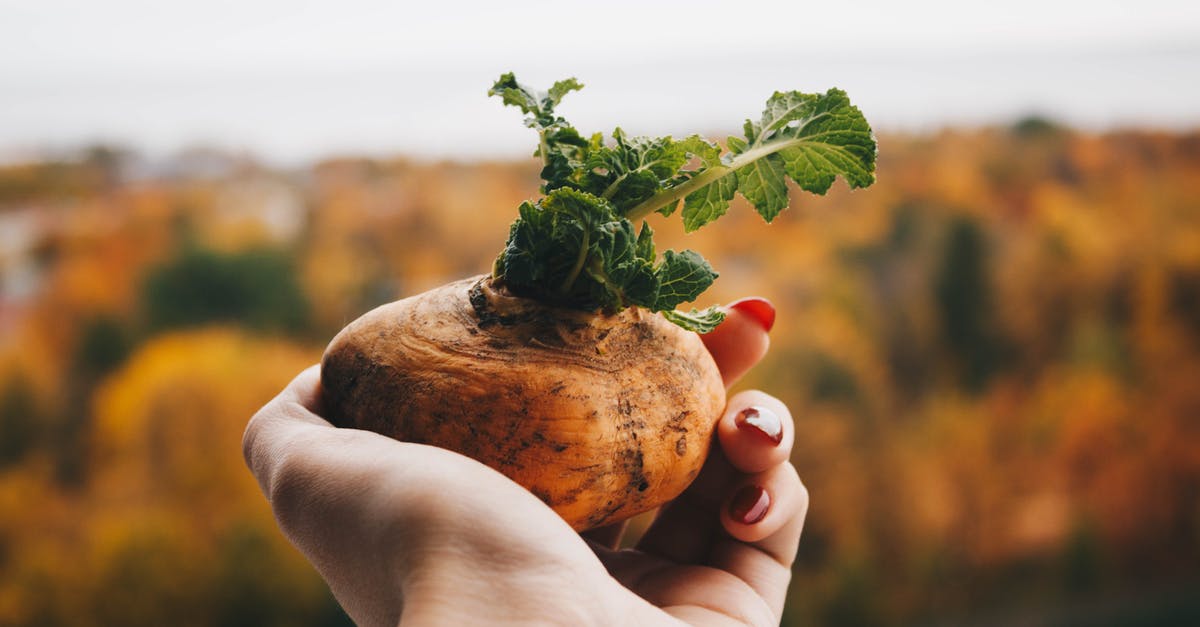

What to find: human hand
left=242, top=298, right=807, bottom=626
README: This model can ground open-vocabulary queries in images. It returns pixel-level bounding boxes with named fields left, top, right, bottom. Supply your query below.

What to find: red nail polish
left=729, top=485, right=770, bottom=525
left=729, top=297, right=776, bottom=332
left=736, top=406, right=783, bottom=445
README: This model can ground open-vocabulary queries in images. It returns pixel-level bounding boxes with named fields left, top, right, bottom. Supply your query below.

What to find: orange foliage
left=2, top=126, right=1200, bottom=625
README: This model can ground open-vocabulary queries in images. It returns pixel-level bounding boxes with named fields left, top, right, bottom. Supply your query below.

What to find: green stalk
left=538, top=131, right=551, bottom=170
left=622, top=133, right=819, bottom=223
left=558, top=229, right=590, bottom=293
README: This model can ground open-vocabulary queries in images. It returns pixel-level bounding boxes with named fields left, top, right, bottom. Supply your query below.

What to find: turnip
left=321, top=74, right=876, bottom=530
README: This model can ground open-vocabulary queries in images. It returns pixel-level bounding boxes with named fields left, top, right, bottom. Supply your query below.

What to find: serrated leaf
left=655, top=201, right=679, bottom=218
left=542, top=187, right=614, bottom=229
left=545, top=126, right=587, bottom=147
left=661, top=307, right=726, bottom=333
left=735, top=154, right=789, bottom=222
left=583, top=132, right=691, bottom=214
left=772, top=88, right=876, bottom=191
left=500, top=201, right=575, bottom=289
left=488, top=73, right=540, bottom=117
left=743, top=120, right=760, bottom=144
left=607, top=170, right=661, bottom=207
left=540, top=152, right=574, bottom=191
left=778, top=143, right=866, bottom=194
left=681, top=171, right=737, bottom=232
left=547, top=78, right=583, bottom=106
left=635, top=222, right=655, bottom=261
left=761, top=91, right=821, bottom=133
left=492, top=75, right=877, bottom=323
left=654, top=249, right=718, bottom=310
left=676, top=135, right=722, bottom=167
left=490, top=73, right=583, bottom=128
left=587, top=220, right=657, bottom=310
left=499, top=191, right=617, bottom=308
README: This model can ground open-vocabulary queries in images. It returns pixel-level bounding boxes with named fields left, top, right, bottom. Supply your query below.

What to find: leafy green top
left=489, top=72, right=876, bottom=332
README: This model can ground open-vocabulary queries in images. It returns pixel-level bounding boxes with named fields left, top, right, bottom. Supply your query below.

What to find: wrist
left=398, top=558, right=631, bottom=627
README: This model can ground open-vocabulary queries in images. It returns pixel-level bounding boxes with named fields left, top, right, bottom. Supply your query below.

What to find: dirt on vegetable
left=322, top=276, right=725, bottom=530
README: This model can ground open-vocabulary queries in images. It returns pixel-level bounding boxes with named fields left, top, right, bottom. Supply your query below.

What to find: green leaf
left=661, top=307, right=726, bottom=334
left=761, top=91, right=821, bottom=133
left=498, top=192, right=612, bottom=308
left=682, top=171, right=737, bottom=231
left=635, top=222, right=655, bottom=261
left=587, top=221, right=658, bottom=310
left=583, top=130, right=690, bottom=214
left=676, top=135, right=722, bottom=166
left=655, top=201, right=679, bottom=218
left=541, top=187, right=614, bottom=230
left=735, top=153, right=789, bottom=222
left=623, top=88, right=876, bottom=225
left=488, top=73, right=541, bottom=118
left=490, top=75, right=877, bottom=331
left=490, top=73, right=591, bottom=194
left=548, top=78, right=583, bottom=106
left=772, top=88, right=876, bottom=192
left=742, top=120, right=761, bottom=144
left=489, top=73, right=583, bottom=128
left=654, top=250, right=718, bottom=310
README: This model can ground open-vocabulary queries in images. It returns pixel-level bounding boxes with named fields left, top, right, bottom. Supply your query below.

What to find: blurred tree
left=820, top=560, right=884, bottom=627
left=3, top=128, right=1200, bottom=626
left=73, top=316, right=131, bottom=378
left=140, top=246, right=311, bottom=336
left=1168, top=268, right=1200, bottom=347
left=89, top=523, right=212, bottom=627
left=211, top=523, right=354, bottom=627
left=84, top=329, right=332, bottom=626
left=0, top=371, right=39, bottom=468
left=1011, top=116, right=1066, bottom=138
left=934, top=216, right=1005, bottom=391
left=81, top=144, right=134, bottom=188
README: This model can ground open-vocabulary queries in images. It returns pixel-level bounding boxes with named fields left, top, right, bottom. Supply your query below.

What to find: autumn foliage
left=1, top=123, right=1199, bottom=625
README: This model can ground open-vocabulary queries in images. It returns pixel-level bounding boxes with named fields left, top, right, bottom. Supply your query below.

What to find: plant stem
left=559, top=229, right=590, bottom=293
left=538, top=131, right=551, bottom=171
left=622, top=137, right=807, bottom=222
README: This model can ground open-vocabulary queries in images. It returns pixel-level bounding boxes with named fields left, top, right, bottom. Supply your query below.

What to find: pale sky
left=2, top=0, right=1198, bottom=163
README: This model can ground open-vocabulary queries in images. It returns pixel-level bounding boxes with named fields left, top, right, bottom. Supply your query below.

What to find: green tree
left=0, top=371, right=38, bottom=468
left=141, top=247, right=311, bottom=335
left=934, top=216, right=1004, bottom=391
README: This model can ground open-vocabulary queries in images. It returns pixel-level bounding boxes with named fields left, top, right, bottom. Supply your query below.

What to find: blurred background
left=2, top=1, right=1199, bottom=625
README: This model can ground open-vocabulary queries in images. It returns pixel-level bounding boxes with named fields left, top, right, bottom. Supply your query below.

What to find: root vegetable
left=322, top=276, right=724, bottom=530
left=319, top=74, right=876, bottom=530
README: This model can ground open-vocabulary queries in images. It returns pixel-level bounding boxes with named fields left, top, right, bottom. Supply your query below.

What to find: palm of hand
left=243, top=304, right=805, bottom=626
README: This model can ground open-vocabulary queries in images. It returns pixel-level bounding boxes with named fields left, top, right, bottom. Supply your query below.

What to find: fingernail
left=729, top=485, right=770, bottom=525
left=729, top=297, right=775, bottom=332
left=736, top=406, right=783, bottom=445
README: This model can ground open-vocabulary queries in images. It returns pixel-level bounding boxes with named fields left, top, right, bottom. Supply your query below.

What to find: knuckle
left=242, top=406, right=328, bottom=527
left=266, top=443, right=325, bottom=527
left=787, top=464, right=810, bottom=512
left=241, top=408, right=270, bottom=471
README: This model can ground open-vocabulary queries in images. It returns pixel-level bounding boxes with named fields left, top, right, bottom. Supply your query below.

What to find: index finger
left=701, top=298, right=774, bottom=388
left=241, top=364, right=332, bottom=494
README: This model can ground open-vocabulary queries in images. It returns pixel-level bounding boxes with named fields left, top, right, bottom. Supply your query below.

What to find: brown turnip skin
left=320, top=275, right=726, bottom=531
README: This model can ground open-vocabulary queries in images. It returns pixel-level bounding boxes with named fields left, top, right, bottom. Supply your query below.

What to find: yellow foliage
left=3, top=128, right=1200, bottom=624
left=90, top=328, right=318, bottom=517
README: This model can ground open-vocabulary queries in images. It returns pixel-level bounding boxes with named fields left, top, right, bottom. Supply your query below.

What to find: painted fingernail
left=729, top=297, right=776, bottom=332
left=729, top=485, right=770, bottom=525
left=736, top=406, right=783, bottom=445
